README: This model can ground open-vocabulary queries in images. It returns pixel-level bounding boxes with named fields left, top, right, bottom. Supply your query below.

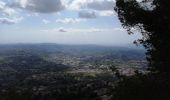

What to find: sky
left=0, top=0, right=141, bottom=45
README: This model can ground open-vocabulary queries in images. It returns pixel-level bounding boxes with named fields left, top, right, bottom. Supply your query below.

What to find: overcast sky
left=0, top=0, right=141, bottom=45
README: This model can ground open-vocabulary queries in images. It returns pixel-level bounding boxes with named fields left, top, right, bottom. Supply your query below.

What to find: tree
left=114, top=0, right=170, bottom=77
left=113, top=1, right=170, bottom=99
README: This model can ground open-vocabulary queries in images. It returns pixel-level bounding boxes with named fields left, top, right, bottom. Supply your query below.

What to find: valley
left=0, top=44, right=146, bottom=100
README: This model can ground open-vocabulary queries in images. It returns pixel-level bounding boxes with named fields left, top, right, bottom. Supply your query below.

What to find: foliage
left=113, top=0, right=170, bottom=100
left=113, top=73, right=170, bottom=100
left=115, top=0, right=170, bottom=75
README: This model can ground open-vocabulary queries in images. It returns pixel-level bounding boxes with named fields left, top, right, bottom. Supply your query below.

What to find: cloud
left=2, top=7, right=16, bottom=16
left=0, top=1, right=16, bottom=16
left=58, top=28, right=67, bottom=32
left=69, top=0, right=115, bottom=17
left=86, top=0, right=114, bottom=11
left=0, top=1, right=22, bottom=25
left=42, top=27, right=110, bottom=33
left=69, top=0, right=115, bottom=11
left=56, top=18, right=85, bottom=24
left=11, top=0, right=66, bottom=13
left=97, top=11, right=115, bottom=16
left=67, top=28, right=104, bottom=33
left=78, top=10, right=97, bottom=19
left=69, top=0, right=87, bottom=10
left=42, top=27, right=67, bottom=33
left=86, top=28, right=104, bottom=32
left=0, top=17, right=23, bottom=24
left=78, top=10, right=115, bottom=18
left=42, top=19, right=50, bottom=24
left=0, top=1, right=6, bottom=10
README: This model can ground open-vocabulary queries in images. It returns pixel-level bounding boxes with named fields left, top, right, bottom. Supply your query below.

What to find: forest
left=0, top=44, right=146, bottom=100
left=0, top=0, right=170, bottom=100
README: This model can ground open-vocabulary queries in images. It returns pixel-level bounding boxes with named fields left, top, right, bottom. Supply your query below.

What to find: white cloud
left=1, top=0, right=116, bottom=20
left=41, top=27, right=121, bottom=33
left=69, top=0, right=115, bottom=11
left=37, top=27, right=136, bottom=45
left=78, top=9, right=115, bottom=18
left=0, top=1, right=22, bottom=25
left=87, top=28, right=104, bottom=32
left=0, top=1, right=16, bottom=16
left=69, top=0, right=87, bottom=10
left=97, top=10, right=115, bottom=16
left=41, top=27, right=126, bottom=34
left=69, top=0, right=115, bottom=17
left=78, top=10, right=114, bottom=18
left=86, top=0, right=114, bottom=11
left=0, top=17, right=23, bottom=24
left=0, top=1, right=5, bottom=9
left=78, top=10, right=97, bottom=18
left=56, top=18, right=85, bottom=24
left=14, top=0, right=28, bottom=8
left=2, top=7, right=16, bottom=16
left=11, top=0, right=66, bottom=13
left=42, top=27, right=67, bottom=33
left=67, top=28, right=102, bottom=33
left=42, top=19, right=50, bottom=24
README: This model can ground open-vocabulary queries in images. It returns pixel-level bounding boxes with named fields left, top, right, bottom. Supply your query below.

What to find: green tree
left=113, top=0, right=170, bottom=100
left=114, top=0, right=170, bottom=76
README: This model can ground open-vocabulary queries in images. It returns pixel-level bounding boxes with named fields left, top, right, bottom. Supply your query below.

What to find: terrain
left=0, top=44, right=146, bottom=100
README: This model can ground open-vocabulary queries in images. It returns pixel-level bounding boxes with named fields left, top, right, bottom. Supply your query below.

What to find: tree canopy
left=115, top=0, right=170, bottom=76
left=113, top=1, right=170, bottom=99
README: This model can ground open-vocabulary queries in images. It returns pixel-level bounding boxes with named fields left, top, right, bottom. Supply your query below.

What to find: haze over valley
left=0, top=44, right=146, bottom=99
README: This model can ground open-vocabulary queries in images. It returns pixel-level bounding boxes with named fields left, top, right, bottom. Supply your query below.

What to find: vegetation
left=115, top=0, right=170, bottom=75
left=0, top=44, right=145, bottom=100
left=113, top=0, right=170, bottom=100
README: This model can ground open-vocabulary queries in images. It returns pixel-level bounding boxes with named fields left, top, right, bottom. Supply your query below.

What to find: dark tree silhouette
left=114, top=0, right=170, bottom=77
left=113, top=0, right=170, bottom=100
